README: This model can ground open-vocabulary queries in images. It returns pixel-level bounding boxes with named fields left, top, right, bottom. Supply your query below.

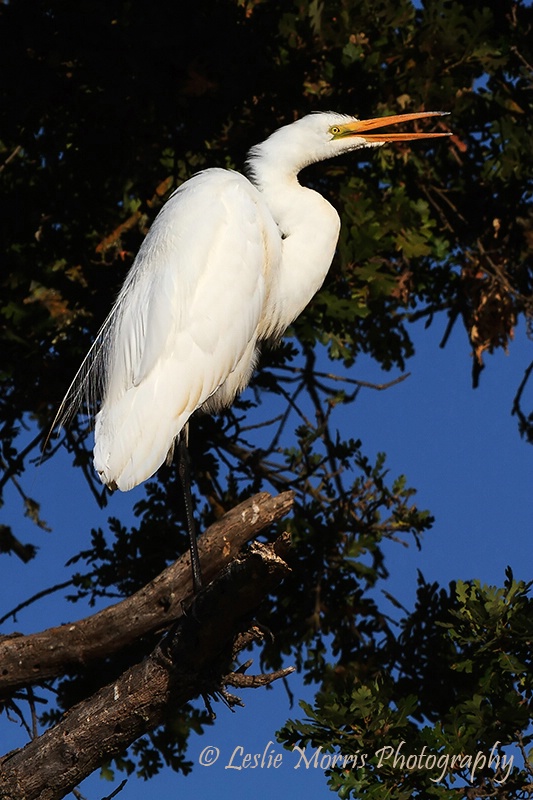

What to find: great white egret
left=59, top=110, right=449, bottom=587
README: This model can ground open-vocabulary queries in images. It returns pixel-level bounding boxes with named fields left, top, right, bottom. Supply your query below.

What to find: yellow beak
left=339, top=111, right=450, bottom=142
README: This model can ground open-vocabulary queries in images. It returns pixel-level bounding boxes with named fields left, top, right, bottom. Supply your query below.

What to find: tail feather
left=93, top=372, right=194, bottom=491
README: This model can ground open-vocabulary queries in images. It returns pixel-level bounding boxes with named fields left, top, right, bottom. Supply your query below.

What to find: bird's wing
left=89, top=169, right=280, bottom=489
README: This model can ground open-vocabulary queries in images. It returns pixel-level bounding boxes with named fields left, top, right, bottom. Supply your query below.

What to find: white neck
left=247, top=151, right=341, bottom=331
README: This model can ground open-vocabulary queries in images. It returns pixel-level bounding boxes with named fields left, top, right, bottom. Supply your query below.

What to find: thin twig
left=0, top=578, right=76, bottom=626
left=224, top=665, right=295, bottom=689
left=273, top=363, right=411, bottom=391
left=4, top=699, right=33, bottom=739
left=0, top=144, right=22, bottom=173
left=100, top=779, right=128, bottom=800
left=64, top=430, right=107, bottom=508
left=511, top=359, right=533, bottom=441
left=0, top=429, right=45, bottom=495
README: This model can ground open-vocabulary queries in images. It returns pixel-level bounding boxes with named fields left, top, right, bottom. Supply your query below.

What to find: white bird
left=60, top=111, right=449, bottom=494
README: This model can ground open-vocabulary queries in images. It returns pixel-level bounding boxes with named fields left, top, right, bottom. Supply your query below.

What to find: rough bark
left=0, top=491, right=294, bottom=695
left=0, top=539, right=292, bottom=800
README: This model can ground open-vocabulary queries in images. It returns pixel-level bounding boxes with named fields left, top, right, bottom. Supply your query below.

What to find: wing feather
left=63, top=169, right=280, bottom=490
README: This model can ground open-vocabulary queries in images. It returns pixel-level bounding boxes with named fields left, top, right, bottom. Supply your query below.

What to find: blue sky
left=1, top=309, right=531, bottom=799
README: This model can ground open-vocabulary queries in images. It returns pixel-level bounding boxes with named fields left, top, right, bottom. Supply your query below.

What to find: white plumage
left=59, top=111, right=449, bottom=491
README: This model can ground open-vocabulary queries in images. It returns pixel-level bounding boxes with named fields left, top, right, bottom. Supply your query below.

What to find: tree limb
left=0, top=491, right=294, bottom=695
left=0, top=539, right=292, bottom=800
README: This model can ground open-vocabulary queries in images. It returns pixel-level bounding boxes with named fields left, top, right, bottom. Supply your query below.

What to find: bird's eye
left=330, top=126, right=342, bottom=135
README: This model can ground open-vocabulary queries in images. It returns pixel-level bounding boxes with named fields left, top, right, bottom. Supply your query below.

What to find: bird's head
left=247, top=110, right=450, bottom=179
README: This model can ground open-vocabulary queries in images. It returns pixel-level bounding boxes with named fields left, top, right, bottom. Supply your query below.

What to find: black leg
left=177, top=437, right=203, bottom=593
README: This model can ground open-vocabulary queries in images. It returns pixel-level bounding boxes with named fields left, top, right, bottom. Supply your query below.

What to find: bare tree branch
left=0, top=539, right=292, bottom=800
left=0, top=491, right=294, bottom=695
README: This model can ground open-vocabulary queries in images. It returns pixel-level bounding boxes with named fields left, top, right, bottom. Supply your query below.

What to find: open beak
left=342, top=111, right=450, bottom=142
